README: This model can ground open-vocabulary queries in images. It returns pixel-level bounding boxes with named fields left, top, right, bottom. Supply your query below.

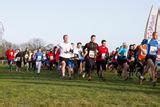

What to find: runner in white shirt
left=74, top=42, right=84, bottom=75
left=59, top=35, right=72, bottom=78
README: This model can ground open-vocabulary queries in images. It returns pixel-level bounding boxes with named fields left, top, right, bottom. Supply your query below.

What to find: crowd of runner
left=5, top=32, right=160, bottom=86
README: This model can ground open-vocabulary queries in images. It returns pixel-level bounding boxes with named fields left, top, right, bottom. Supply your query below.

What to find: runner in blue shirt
left=140, top=32, right=158, bottom=86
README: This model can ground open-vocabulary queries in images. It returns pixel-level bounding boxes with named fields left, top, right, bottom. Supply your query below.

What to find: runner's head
left=50, top=49, right=53, bottom=52
left=91, top=35, right=96, bottom=42
left=141, top=39, right=148, bottom=45
left=25, top=47, right=29, bottom=51
left=29, top=50, right=32, bottom=53
left=129, top=45, right=134, bottom=50
left=71, top=43, right=75, bottom=49
left=16, top=49, right=20, bottom=53
left=152, top=32, right=158, bottom=40
left=101, top=40, right=106, bottom=47
left=116, top=47, right=119, bottom=51
left=77, top=42, right=82, bottom=48
left=38, top=48, right=41, bottom=52
left=54, top=46, right=58, bottom=51
left=122, top=42, right=127, bottom=48
left=63, top=35, right=69, bottom=43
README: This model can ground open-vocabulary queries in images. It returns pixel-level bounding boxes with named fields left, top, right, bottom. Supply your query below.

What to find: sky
left=0, top=0, right=159, bottom=50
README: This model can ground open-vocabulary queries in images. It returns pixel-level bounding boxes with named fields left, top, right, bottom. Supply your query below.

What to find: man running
left=59, top=35, right=72, bottom=78
left=96, top=40, right=109, bottom=81
left=140, top=32, right=159, bottom=86
left=15, top=49, right=23, bottom=72
left=6, top=46, right=15, bottom=72
left=83, top=35, right=98, bottom=81
left=47, top=49, right=54, bottom=71
left=35, top=48, right=43, bottom=76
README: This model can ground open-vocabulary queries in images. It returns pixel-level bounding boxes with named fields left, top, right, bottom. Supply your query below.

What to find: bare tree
left=28, top=38, right=45, bottom=49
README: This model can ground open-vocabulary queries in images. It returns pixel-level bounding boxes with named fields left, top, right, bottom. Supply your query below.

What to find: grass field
left=0, top=65, right=159, bottom=107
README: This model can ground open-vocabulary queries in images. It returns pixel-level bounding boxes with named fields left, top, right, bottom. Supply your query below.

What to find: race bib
left=89, top=51, right=95, bottom=58
left=150, top=46, right=157, bottom=55
left=37, top=56, right=42, bottom=60
left=101, top=53, right=106, bottom=59
left=50, top=56, right=54, bottom=60
left=17, top=57, right=21, bottom=61
left=25, top=54, right=29, bottom=58
left=10, top=52, right=13, bottom=56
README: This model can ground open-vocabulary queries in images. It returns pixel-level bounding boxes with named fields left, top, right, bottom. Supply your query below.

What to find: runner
left=47, top=49, right=54, bottom=71
left=15, top=49, right=23, bottom=72
left=42, top=50, right=48, bottom=70
left=53, top=46, right=60, bottom=73
left=128, top=44, right=136, bottom=77
left=83, top=35, right=98, bottom=81
left=35, top=48, right=43, bottom=76
left=5, top=46, right=15, bottom=72
left=28, top=50, right=33, bottom=70
left=140, top=32, right=159, bottom=86
left=59, top=35, right=72, bottom=78
left=134, top=39, right=148, bottom=77
left=96, top=40, right=109, bottom=81
left=23, top=48, right=29, bottom=71
left=73, top=42, right=84, bottom=75
left=32, top=49, right=38, bottom=71
left=117, top=42, right=129, bottom=80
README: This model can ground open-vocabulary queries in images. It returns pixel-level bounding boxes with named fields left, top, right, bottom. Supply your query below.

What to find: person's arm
left=83, top=43, right=88, bottom=57
left=106, top=47, right=109, bottom=58
left=117, top=48, right=121, bottom=56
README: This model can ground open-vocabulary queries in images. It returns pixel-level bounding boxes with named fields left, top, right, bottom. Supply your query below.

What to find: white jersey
left=74, top=47, right=84, bottom=60
left=59, top=42, right=72, bottom=58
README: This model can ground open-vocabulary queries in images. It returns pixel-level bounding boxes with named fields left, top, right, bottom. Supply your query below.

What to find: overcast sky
left=0, top=0, right=159, bottom=50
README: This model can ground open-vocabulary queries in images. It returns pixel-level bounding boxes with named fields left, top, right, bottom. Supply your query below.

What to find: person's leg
left=140, top=60, right=150, bottom=84
left=149, top=59, right=157, bottom=85
left=122, top=62, right=129, bottom=80
left=79, top=61, right=83, bottom=74
left=61, top=60, right=66, bottom=77
left=37, top=61, right=42, bottom=74
left=26, top=62, right=29, bottom=71
left=82, top=61, right=86, bottom=78
left=88, top=59, right=95, bottom=81
left=101, top=61, right=106, bottom=80
left=67, top=61, right=72, bottom=79
left=96, top=61, right=101, bottom=78
left=35, top=61, right=41, bottom=77
left=16, top=62, right=21, bottom=72
left=8, top=60, right=12, bottom=72
left=84, top=59, right=90, bottom=79
left=29, top=61, right=32, bottom=70
left=36, top=61, right=39, bottom=73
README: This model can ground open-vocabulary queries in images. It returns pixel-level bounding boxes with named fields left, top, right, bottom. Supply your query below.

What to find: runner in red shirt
left=96, top=40, right=109, bottom=81
left=53, top=46, right=60, bottom=72
left=47, top=49, right=54, bottom=71
left=5, top=46, right=15, bottom=71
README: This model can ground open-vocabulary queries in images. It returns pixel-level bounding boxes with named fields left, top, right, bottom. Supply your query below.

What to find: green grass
left=0, top=65, right=159, bottom=107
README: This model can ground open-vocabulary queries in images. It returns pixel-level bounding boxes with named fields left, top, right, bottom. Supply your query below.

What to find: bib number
left=150, top=46, right=157, bottom=55
left=50, top=56, right=54, bottom=60
left=89, top=51, right=95, bottom=58
left=101, top=53, right=106, bottom=59
left=10, top=52, right=13, bottom=56
left=17, top=57, right=21, bottom=61
left=37, top=56, right=42, bottom=60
